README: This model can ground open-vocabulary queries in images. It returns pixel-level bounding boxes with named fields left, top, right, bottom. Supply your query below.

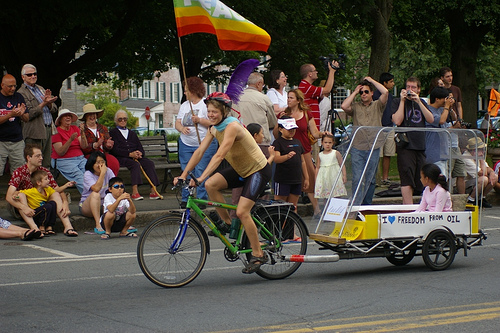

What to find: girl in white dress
left=315, top=135, right=347, bottom=202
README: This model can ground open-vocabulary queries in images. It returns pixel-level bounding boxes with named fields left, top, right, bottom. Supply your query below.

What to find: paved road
left=2, top=210, right=500, bottom=332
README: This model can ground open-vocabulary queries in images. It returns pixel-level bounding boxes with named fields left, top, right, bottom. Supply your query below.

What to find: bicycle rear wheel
left=245, top=207, right=308, bottom=279
left=137, top=214, right=207, bottom=288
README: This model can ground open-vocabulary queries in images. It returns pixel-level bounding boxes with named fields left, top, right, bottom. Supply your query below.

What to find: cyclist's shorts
left=218, top=163, right=272, bottom=202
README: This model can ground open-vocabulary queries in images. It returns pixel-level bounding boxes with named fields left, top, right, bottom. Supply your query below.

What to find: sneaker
left=149, top=193, right=160, bottom=200
left=381, top=179, right=392, bottom=186
left=180, top=201, right=187, bottom=209
left=131, top=193, right=144, bottom=201
left=480, top=198, right=492, bottom=208
left=207, top=211, right=230, bottom=236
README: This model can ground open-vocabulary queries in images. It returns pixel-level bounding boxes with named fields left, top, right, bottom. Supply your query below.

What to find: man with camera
left=392, top=77, right=435, bottom=204
left=298, top=60, right=338, bottom=129
left=341, top=76, right=388, bottom=205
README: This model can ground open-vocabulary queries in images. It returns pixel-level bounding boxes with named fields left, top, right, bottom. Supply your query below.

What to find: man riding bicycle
left=174, top=92, right=272, bottom=274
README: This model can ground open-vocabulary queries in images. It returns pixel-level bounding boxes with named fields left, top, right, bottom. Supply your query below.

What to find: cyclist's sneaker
left=208, top=211, right=230, bottom=236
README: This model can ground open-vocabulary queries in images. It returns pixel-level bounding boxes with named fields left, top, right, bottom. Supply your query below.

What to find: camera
left=319, top=54, right=346, bottom=71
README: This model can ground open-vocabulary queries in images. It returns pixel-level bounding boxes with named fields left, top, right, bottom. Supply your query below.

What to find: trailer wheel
left=422, top=230, right=457, bottom=271
left=386, top=241, right=417, bottom=266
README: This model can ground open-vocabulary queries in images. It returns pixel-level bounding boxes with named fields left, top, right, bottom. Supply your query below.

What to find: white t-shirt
left=177, top=99, right=209, bottom=147
left=102, top=192, right=130, bottom=219
left=266, top=88, right=287, bottom=109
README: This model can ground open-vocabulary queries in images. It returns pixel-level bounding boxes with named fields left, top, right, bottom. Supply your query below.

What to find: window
left=157, top=82, right=166, bottom=102
left=159, top=113, right=164, bottom=127
left=170, top=82, right=181, bottom=103
left=143, top=81, right=151, bottom=99
left=66, top=78, right=71, bottom=90
left=207, top=84, right=217, bottom=94
left=129, top=83, right=138, bottom=98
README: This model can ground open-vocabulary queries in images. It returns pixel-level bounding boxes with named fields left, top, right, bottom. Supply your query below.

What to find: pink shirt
left=416, top=184, right=452, bottom=212
left=51, top=125, right=83, bottom=159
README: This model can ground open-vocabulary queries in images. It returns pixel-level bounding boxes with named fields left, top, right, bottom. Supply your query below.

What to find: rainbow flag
left=488, top=88, right=500, bottom=117
left=173, top=0, right=271, bottom=52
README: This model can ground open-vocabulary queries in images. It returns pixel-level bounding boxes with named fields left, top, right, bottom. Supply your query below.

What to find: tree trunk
left=446, top=10, right=488, bottom=127
left=368, top=0, right=393, bottom=80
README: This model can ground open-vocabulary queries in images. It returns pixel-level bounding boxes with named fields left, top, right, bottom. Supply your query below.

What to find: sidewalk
left=1, top=172, right=498, bottom=233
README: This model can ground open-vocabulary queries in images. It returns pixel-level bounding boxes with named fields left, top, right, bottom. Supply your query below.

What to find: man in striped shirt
left=298, top=61, right=338, bottom=128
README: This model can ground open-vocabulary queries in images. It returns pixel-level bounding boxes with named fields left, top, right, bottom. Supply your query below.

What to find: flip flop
left=22, top=229, right=40, bottom=241
left=44, top=230, right=56, bottom=236
left=101, top=233, right=111, bottom=240
left=94, top=227, right=106, bottom=235
left=119, top=232, right=138, bottom=238
left=127, top=226, right=138, bottom=233
left=64, top=229, right=78, bottom=237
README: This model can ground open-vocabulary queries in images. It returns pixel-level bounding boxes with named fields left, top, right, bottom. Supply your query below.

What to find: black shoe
left=180, top=201, right=187, bottom=209
left=467, top=198, right=476, bottom=205
left=207, top=211, right=230, bottom=236
left=198, top=204, right=207, bottom=210
left=480, top=198, right=492, bottom=208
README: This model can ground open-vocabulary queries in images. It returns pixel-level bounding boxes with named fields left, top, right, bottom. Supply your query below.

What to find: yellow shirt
left=20, top=187, right=56, bottom=209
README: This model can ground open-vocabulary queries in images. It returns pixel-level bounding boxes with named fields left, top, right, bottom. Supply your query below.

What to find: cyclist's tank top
left=210, top=121, right=267, bottom=178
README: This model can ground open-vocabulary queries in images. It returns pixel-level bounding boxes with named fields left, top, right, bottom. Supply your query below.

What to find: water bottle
left=229, top=218, right=241, bottom=239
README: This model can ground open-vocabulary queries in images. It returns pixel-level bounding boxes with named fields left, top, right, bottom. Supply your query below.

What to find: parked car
left=153, top=127, right=178, bottom=136
left=131, top=127, right=148, bottom=136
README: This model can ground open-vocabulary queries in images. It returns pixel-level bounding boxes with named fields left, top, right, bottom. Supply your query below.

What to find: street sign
left=145, top=106, right=150, bottom=120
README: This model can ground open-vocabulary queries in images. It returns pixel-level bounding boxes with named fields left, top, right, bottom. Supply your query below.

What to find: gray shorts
left=0, top=217, right=12, bottom=229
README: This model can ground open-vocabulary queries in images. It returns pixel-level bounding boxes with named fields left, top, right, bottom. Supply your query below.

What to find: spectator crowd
left=1, top=62, right=495, bottom=242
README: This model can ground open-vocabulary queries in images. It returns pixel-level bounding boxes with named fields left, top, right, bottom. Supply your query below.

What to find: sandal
left=22, top=229, right=40, bottom=241
left=101, top=233, right=111, bottom=240
left=119, top=232, right=138, bottom=238
left=242, top=253, right=268, bottom=274
left=64, top=229, right=78, bottom=237
left=94, top=227, right=105, bottom=235
left=44, top=229, right=56, bottom=236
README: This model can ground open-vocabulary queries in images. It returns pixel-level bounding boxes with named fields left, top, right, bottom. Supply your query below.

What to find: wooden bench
left=119, top=135, right=181, bottom=193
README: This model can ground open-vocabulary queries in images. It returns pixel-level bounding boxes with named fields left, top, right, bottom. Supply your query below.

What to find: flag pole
left=177, top=35, right=201, bottom=144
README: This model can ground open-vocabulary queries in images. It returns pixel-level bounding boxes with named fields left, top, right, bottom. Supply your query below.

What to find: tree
left=77, top=83, right=137, bottom=128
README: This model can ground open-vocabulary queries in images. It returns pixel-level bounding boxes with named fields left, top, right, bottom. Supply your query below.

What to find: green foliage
left=98, top=103, right=137, bottom=129
left=77, top=83, right=119, bottom=109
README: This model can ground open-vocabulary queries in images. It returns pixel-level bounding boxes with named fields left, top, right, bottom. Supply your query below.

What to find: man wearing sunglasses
left=341, top=76, right=388, bottom=205
left=17, top=64, right=58, bottom=168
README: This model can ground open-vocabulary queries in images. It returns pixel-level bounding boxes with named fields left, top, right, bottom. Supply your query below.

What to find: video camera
left=319, top=54, right=346, bottom=71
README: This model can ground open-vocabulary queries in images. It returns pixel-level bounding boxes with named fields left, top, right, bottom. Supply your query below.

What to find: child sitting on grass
left=100, top=176, right=137, bottom=239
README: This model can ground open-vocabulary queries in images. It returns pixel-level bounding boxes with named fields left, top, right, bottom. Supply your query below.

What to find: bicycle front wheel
left=137, top=214, right=208, bottom=288
left=245, top=207, right=308, bottom=280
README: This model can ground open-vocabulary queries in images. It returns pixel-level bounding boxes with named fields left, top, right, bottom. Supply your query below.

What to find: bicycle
left=137, top=178, right=309, bottom=288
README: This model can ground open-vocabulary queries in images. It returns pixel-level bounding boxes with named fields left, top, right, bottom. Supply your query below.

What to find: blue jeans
left=351, top=147, right=379, bottom=205
left=51, top=155, right=86, bottom=194
left=179, top=139, right=218, bottom=202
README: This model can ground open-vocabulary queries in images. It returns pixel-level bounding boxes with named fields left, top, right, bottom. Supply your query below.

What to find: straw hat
left=55, top=109, right=78, bottom=126
left=79, top=103, right=104, bottom=121
left=466, top=137, right=486, bottom=150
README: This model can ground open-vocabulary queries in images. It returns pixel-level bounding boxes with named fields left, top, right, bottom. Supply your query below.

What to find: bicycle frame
left=171, top=188, right=280, bottom=256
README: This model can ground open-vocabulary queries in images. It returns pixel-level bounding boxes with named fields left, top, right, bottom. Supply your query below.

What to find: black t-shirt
left=392, top=98, right=427, bottom=151
left=272, top=136, right=304, bottom=184
left=0, top=92, right=26, bottom=142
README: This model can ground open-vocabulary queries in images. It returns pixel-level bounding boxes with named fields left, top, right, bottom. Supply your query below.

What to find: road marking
left=20, top=243, right=79, bottom=258
left=208, top=301, right=500, bottom=333
left=484, top=215, right=500, bottom=220
left=0, top=265, right=239, bottom=287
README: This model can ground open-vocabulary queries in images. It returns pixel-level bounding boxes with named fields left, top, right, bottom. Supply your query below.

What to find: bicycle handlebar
left=172, top=171, right=200, bottom=190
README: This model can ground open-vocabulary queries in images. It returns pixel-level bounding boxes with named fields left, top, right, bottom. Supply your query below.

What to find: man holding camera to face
left=392, top=77, right=434, bottom=204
